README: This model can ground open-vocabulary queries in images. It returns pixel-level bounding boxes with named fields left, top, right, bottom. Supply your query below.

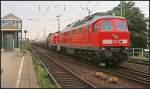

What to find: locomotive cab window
left=93, top=24, right=99, bottom=32
left=102, top=21, right=113, bottom=30
left=117, top=21, right=126, bottom=30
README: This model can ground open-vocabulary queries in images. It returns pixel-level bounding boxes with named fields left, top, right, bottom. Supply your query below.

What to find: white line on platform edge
left=15, top=56, right=24, bottom=88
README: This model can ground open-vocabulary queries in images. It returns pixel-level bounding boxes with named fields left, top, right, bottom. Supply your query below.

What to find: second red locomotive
left=46, top=12, right=130, bottom=65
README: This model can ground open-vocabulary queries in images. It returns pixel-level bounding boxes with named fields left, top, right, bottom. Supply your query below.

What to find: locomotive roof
left=61, top=14, right=125, bottom=33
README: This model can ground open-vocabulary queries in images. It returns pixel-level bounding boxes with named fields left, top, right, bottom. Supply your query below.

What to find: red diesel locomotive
left=46, top=13, right=130, bottom=65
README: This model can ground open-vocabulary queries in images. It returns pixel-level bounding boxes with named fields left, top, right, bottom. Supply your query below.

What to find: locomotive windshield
left=117, top=21, right=126, bottom=30
left=102, top=21, right=113, bottom=30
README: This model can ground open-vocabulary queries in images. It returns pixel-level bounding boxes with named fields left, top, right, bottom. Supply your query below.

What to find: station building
left=1, top=13, right=22, bottom=51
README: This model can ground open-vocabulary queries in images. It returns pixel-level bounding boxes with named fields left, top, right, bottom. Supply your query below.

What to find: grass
left=32, top=54, right=57, bottom=88
left=22, top=42, right=32, bottom=52
left=23, top=43, right=57, bottom=88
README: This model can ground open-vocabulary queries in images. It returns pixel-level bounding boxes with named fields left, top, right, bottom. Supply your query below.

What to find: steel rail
left=107, top=66, right=150, bottom=85
left=128, top=59, right=149, bottom=65
left=32, top=47, right=61, bottom=88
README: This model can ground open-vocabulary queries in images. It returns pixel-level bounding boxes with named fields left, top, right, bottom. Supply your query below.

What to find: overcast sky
left=1, top=1, right=149, bottom=40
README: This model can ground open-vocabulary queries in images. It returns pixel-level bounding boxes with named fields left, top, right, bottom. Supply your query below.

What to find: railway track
left=127, top=59, right=149, bottom=65
left=32, top=46, right=149, bottom=87
left=32, top=46, right=96, bottom=88
left=105, top=65, right=150, bottom=85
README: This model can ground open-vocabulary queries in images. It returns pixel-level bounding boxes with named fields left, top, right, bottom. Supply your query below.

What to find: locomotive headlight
left=120, top=40, right=127, bottom=44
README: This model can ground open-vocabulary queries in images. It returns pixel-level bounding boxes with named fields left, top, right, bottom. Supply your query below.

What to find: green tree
left=107, top=1, right=147, bottom=48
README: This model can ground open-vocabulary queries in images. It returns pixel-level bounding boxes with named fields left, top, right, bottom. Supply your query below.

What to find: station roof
left=1, top=13, right=21, bottom=20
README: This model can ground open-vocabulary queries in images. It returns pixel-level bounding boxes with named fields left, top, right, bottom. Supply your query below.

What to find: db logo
left=113, top=34, right=119, bottom=39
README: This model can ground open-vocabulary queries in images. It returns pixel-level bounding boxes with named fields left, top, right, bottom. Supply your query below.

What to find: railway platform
left=1, top=50, right=38, bottom=88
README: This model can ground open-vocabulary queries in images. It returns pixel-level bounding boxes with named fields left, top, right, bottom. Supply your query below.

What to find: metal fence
left=128, top=48, right=149, bottom=59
